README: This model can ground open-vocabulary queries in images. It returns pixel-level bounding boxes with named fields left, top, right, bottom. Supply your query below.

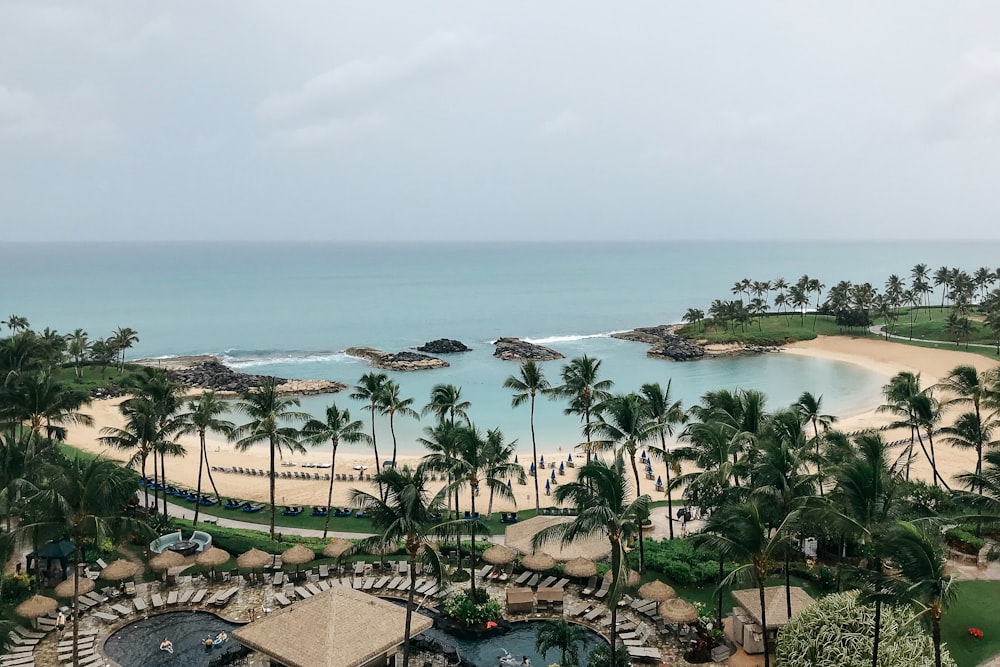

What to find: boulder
left=166, top=360, right=346, bottom=394
left=611, top=326, right=705, bottom=361
left=416, top=338, right=471, bottom=354
left=492, top=337, right=565, bottom=362
left=345, top=347, right=449, bottom=371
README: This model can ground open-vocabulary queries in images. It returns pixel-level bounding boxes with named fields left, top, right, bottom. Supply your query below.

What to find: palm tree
left=231, top=378, right=307, bottom=538
left=421, top=383, right=470, bottom=426
left=936, top=365, right=993, bottom=486
left=65, top=329, right=90, bottom=379
left=111, top=326, right=139, bottom=372
left=0, top=431, right=41, bottom=532
left=794, top=391, right=836, bottom=494
left=419, top=421, right=463, bottom=518
left=882, top=521, right=957, bottom=667
left=26, top=455, right=150, bottom=666
left=175, top=391, right=235, bottom=525
left=12, top=371, right=93, bottom=440
left=534, top=459, right=649, bottom=664
left=99, top=398, right=161, bottom=512
left=349, top=465, right=447, bottom=667
left=351, top=372, right=389, bottom=498
left=535, top=619, right=588, bottom=667
left=934, top=266, right=951, bottom=308
left=123, top=369, right=184, bottom=519
left=379, top=380, right=417, bottom=469
left=482, top=427, right=524, bottom=519
left=552, top=356, right=613, bottom=465
left=939, top=412, right=996, bottom=501
left=302, top=404, right=370, bottom=538
left=878, top=371, right=934, bottom=483
left=640, top=381, right=685, bottom=539
left=503, top=360, right=551, bottom=512
left=3, top=315, right=29, bottom=333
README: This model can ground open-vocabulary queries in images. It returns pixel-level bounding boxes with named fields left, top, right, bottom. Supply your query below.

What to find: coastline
left=63, top=335, right=1000, bottom=510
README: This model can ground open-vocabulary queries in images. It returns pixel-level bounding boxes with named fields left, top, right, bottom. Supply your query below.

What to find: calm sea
left=4, top=241, right=998, bottom=456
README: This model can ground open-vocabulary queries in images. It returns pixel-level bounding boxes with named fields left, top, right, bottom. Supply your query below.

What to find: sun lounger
left=526, top=573, right=540, bottom=587
left=372, top=576, right=389, bottom=590
left=92, top=611, right=118, bottom=623
left=191, top=589, right=208, bottom=604
left=5, top=636, right=39, bottom=647
left=626, top=646, right=661, bottom=662
left=166, top=591, right=178, bottom=605
left=2, top=655, right=35, bottom=667
left=36, top=618, right=56, bottom=632
left=111, top=603, right=132, bottom=616
left=151, top=593, right=164, bottom=609
left=361, top=577, right=374, bottom=591
left=317, top=580, right=330, bottom=591
left=351, top=577, right=364, bottom=590
left=413, top=579, right=429, bottom=593
left=212, top=586, right=240, bottom=606
left=396, top=578, right=412, bottom=592
left=13, top=628, right=45, bottom=640
left=584, top=607, right=605, bottom=621
left=539, top=575, right=557, bottom=588
left=386, top=576, right=403, bottom=590
left=593, top=581, right=609, bottom=599
left=581, top=576, right=598, bottom=596
left=175, top=590, right=192, bottom=604
left=515, top=571, right=533, bottom=585
left=77, top=655, right=103, bottom=667
left=274, top=592, right=291, bottom=606
left=132, top=597, right=147, bottom=612
left=306, top=583, right=322, bottom=596
left=318, top=565, right=329, bottom=578
left=477, top=564, right=492, bottom=580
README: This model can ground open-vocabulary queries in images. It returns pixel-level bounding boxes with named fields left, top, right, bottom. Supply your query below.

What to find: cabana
left=506, top=587, right=534, bottom=614
left=730, top=586, right=815, bottom=654
left=504, top=516, right=610, bottom=561
left=234, top=584, right=432, bottom=667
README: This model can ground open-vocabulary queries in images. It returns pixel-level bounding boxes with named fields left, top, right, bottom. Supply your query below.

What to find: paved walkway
left=869, top=324, right=997, bottom=352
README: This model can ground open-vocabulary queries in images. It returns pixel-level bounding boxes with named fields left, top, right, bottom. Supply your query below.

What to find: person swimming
left=215, top=631, right=228, bottom=644
left=159, top=638, right=173, bottom=653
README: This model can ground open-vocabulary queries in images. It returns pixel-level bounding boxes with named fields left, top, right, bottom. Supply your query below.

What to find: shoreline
left=64, top=334, right=1000, bottom=509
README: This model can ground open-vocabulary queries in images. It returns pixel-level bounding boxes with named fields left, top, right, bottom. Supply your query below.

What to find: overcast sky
left=2, top=2, right=999, bottom=242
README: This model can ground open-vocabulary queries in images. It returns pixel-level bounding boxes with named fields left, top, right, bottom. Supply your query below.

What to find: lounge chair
left=581, top=576, right=598, bottom=596
left=133, top=597, right=148, bottom=612
left=190, top=589, right=208, bottom=604
left=242, top=503, right=264, bottom=513
left=151, top=593, right=165, bottom=608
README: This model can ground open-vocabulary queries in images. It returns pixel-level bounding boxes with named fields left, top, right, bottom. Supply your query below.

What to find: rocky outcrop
left=492, top=337, right=565, bottom=362
left=166, top=360, right=346, bottom=395
left=416, top=338, right=471, bottom=354
left=611, top=326, right=705, bottom=361
left=346, top=347, right=449, bottom=371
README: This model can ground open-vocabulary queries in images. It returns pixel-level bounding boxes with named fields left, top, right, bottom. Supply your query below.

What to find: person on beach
left=160, top=638, right=173, bottom=653
left=56, top=611, right=66, bottom=636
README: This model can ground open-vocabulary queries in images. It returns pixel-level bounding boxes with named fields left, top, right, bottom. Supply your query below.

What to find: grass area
left=677, top=313, right=871, bottom=345
left=940, top=580, right=1000, bottom=667
left=53, top=362, right=143, bottom=393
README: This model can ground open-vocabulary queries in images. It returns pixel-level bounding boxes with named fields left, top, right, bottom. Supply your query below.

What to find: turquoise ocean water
left=3, top=241, right=999, bottom=457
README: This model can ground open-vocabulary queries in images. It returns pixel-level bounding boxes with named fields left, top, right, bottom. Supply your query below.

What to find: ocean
left=4, top=240, right=998, bottom=456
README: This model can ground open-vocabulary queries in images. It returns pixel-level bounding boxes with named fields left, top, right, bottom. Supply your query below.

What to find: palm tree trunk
left=628, top=453, right=646, bottom=572
left=269, top=436, right=277, bottom=539
left=72, top=541, right=81, bottom=667
left=609, top=598, right=618, bottom=667
left=759, top=580, right=770, bottom=667
left=812, top=419, right=824, bottom=497
left=370, top=409, right=383, bottom=500
left=469, top=490, right=478, bottom=601
left=194, top=435, right=205, bottom=526
left=871, top=599, right=881, bottom=667
left=530, top=394, right=540, bottom=512
left=784, top=553, right=792, bottom=618
left=160, top=451, right=169, bottom=520
left=662, top=433, right=674, bottom=540
left=402, top=551, right=417, bottom=667
left=717, top=558, right=724, bottom=629
left=389, top=413, right=398, bottom=469
left=584, top=407, right=592, bottom=466
left=203, top=434, right=222, bottom=504
left=140, top=454, right=149, bottom=512
left=152, top=448, right=159, bottom=514
left=933, top=616, right=942, bottom=667
left=926, top=429, right=950, bottom=490
left=323, top=439, right=338, bottom=539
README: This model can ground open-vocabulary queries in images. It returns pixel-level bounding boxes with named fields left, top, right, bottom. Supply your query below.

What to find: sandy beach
left=63, top=336, right=1000, bottom=511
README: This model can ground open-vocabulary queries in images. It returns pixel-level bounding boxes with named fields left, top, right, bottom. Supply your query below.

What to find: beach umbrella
left=567, top=453, right=573, bottom=462
left=638, top=580, right=677, bottom=602
left=656, top=476, right=662, bottom=487
left=482, top=545, right=516, bottom=566
left=514, top=455, right=519, bottom=464
left=16, top=595, right=57, bottom=623
left=529, top=462, right=536, bottom=473
left=507, top=479, right=512, bottom=491
left=562, top=557, right=597, bottom=579
left=641, top=450, right=647, bottom=460
left=659, top=597, right=699, bottom=624
left=559, top=462, right=564, bottom=474
left=237, top=548, right=272, bottom=572
left=540, top=455, right=545, bottom=466
left=521, top=551, right=556, bottom=572
left=100, top=559, right=139, bottom=582
left=545, top=479, right=551, bottom=494
left=281, top=544, right=316, bottom=578
left=149, top=550, right=185, bottom=572
left=604, top=569, right=641, bottom=587
left=197, top=547, right=231, bottom=579
left=54, top=577, right=93, bottom=598
left=322, top=538, right=353, bottom=560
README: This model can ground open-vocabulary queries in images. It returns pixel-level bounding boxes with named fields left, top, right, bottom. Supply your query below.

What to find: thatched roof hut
left=504, top=516, right=610, bottom=561
left=54, top=578, right=93, bottom=598
left=16, top=595, right=57, bottom=619
left=100, top=559, right=139, bottom=582
left=233, top=585, right=432, bottom=667
left=521, top=552, right=556, bottom=572
left=562, top=557, right=597, bottom=579
left=638, top=580, right=676, bottom=602
left=658, top=598, right=698, bottom=624
left=732, top=586, right=816, bottom=630
left=604, top=569, right=640, bottom=587
left=237, top=548, right=272, bottom=570
left=322, top=538, right=352, bottom=559
left=482, top=545, right=516, bottom=565
left=149, top=550, right=185, bottom=571
left=282, top=544, right=316, bottom=566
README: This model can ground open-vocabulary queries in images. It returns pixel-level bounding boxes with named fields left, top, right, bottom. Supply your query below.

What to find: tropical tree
left=111, top=326, right=139, bottom=372
left=795, top=391, right=836, bottom=494
left=65, top=329, right=90, bottom=379
left=0, top=431, right=42, bottom=531
left=349, top=465, right=448, bottom=667
left=532, top=459, right=650, bottom=662
left=303, top=404, right=370, bottom=538
left=231, top=378, right=307, bottom=537
left=99, top=398, right=161, bottom=512
left=934, top=266, right=951, bottom=308
left=419, top=421, right=463, bottom=519
left=174, top=391, right=235, bottom=525
left=640, top=381, right=685, bottom=538
left=552, top=355, right=613, bottom=465
left=421, top=383, right=470, bottom=426
left=379, top=380, right=417, bottom=469
left=535, top=619, right=588, bottom=667
left=3, top=315, right=29, bottom=333
left=12, top=371, right=93, bottom=440
left=481, top=427, right=524, bottom=518
left=351, top=372, right=389, bottom=498
left=503, top=360, right=551, bottom=512
left=682, top=308, right=705, bottom=330
left=25, top=455, right=149, bottom=665
left=936, top=365, right=994, bottom=484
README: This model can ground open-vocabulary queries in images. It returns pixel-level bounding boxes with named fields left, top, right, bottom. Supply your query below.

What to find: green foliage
left=1, top=573, right=33, bottom=605
left=442, top=590, right=502, bottom=625
left=586, top=644, right=628, bottom=667
left=170, top=517, right=327, bottom=555
left=630, top=538, right=731, bottom=586
left=775, top=592, right=955, bottom=667
left=945, top=527, right=985, bottom=555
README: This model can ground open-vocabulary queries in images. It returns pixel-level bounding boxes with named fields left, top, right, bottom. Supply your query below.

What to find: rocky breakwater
left=164, top=359, right=346, bottom=395
left=345, top=347, right=449, bottom=371
left=611, top=326, right=706, bottom=361
left=492, top=337, right=565, bottom=362
left=416, top=338, right=471, bottom=354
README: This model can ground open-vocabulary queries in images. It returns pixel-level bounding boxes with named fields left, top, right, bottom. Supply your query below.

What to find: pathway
left=869, top=325, right=997, bottom=352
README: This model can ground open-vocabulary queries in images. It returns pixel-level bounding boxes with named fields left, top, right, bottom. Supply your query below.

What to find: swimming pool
left=103, top=611, right=242, bottom=667
left=421, top=620, right=606, bottom=667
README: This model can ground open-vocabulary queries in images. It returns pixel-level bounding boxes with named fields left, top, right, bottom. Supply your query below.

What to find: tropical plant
left=504, top=360, right=551, bottom=512
left=174, top=391, right=235, bottom=525
left=481, top=427, right=524, bottom=518
left=302, top=403, right=370, bottom=538
left=795, top=391, right=836, bottom=494
left=99, top=398, right=161, bottom=512
left=231, top=378, right=307, bottom=538
left=351, top=372, right=389, bottom=498
left=65, top=329, right=90, bottom=379
left=380, top=380, right=417, bottom=469
left=640, top=381, right=685, bottom=539
left=3, top=315, right=29, bottom=333
left=111, top=326, right=139, bottom=372
left=535, top=619, right=588, bottom=667
left=552, top=355, right=613, bottom=465
left=11, top=371, right=93, bottom=440
left=421, top=383, right=471, bottom=426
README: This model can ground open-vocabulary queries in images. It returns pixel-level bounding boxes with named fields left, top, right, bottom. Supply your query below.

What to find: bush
left=633, top=538, right=730, bottom=586
left=442, top=591, right=502, bottom=626
left=776, top=592, right=955, bottom=667
left=946, top=527, right=985, bottom=555
left=1, top=573, right=33, bottom=605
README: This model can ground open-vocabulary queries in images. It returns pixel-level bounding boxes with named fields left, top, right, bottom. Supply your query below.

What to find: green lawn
left=677, top=313, right=857, bottom=345
left=941, top=580, right=1000, bottom=667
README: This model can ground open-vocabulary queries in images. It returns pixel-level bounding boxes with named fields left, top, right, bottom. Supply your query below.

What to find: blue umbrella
left=559, top=462, right=565, bottom=473
left=530, top=462, right=536, bottom=472
left=507, top=479, right=513, bottom=490
left=514, top=455, right=519, bottom=464
left=656, top=476, right=663, bottom=486
left=551, top=470, right=557, bottom=481
left=545, top=479, right=551, bottom=489
left=567, top=453, right=573, bottom=461
left=641, top=450, right=647, bottom=460
left=540, top=455, right=545, bottom=466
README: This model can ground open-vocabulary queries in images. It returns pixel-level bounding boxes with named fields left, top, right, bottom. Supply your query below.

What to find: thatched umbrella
left=482, top=545, right=516, bottom=566
left=562, top=557, right=597, bottom=579
left=100, top=559, right=139, bottom=582
left=521, top=551, right=556, bottom=572
left=659, top=597, right=699, bottom=624
left=237, top=548, right=272, bottom=570
left=281, top=544, right=316, bottom=579
left=54, top=577, right=93, bottom=598
left=16, top=594, right=57, bottom=623
left=604, top=569, right=641, bottom=587
left=322, top=538, right=352, bottom=560
left=197, top=547, right=231, bottom=580
left=638, top=580, right=677, bottom=602
left=149, top=550, right=186, bottom=581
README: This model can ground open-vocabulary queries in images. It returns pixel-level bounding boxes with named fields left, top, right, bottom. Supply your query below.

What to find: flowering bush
left=442, top=591, right=502, bottom=625
left=969, top=628, right=984, bottom=640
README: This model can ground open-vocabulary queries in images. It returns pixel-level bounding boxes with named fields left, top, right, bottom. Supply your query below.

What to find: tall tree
left=794, top=391, right=836, bottom=494
left=231, top=378, right=307, bottom=538
left=65, top=329, right=90, bottom=379
left=302, top=404, right=370, bottom=538
left=123, top=368, right=184, bottom=519
left=99, top=398, right=161, bottom=513
left=379, top=380, right=417, bottom=469
left=552, top=355, right=613, bottom=465
left=481, top=427, right=524, bottom=519
left=175, top=391, right=235, bottom=525
left=3, top=315, right=29, bottom=333
left=421, top=383, right=470, bottom=426
left=535, top=619, right=588, bottom=667
left=640, top=381, right=685, bottom=539
left=351, top=372, right=389, bottom=498
left=503, top=360, right=551, bottom=512
left=12, top=371, right=93, bottom=440
left=111, top=326, right=139, bottom=372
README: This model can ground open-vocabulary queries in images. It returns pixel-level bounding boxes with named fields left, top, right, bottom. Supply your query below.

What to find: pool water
left=103, top=611, right=242, bottom=667
left=422, top=621, right=605, bottom=667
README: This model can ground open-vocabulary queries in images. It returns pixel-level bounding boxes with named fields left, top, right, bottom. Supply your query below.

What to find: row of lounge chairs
left=212, top=466, right=334, bottom=481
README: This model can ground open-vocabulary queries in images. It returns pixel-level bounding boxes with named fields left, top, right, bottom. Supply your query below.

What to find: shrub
left=442, top=591, right=502, bottom=626
left=776, top=592, right=955, bottom=667
left=945, top=527, right=985, bottom=555
left=632, top=538, right=729, bottom=586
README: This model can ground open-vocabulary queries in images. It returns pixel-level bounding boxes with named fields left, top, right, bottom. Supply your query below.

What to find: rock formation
left=492, top=337, right=565, bottom=362
left=164, top=359, right=346, bottom=395
left=416, top=338, right=471, bottom=354
left=611, top=326, right=706, bottom=361
left=345, top=347, right=449, bottom=371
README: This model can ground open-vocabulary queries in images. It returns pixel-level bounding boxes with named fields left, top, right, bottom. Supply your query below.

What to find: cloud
left=918, top=48, right=1000, bottom=143
left=537, top=111, right=584, bottom=139
left=0, top=82, right=120, bottom=150
left=264, top=112, right=388, bottom=149
left=258, top=29, right=483, bottom=120
left=0, top=5, right=170, bottom=55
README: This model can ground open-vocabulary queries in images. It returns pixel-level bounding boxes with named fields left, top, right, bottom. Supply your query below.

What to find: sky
left=2, top=2, right=1000, bottom=242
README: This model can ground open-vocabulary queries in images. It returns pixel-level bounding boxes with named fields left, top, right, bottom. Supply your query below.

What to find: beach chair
left=191, top=589, right=208, bottom=604
left=317, top=580, right=330, bottom=592
left=539, top=575, right=557, bottom=588
left=177, top=590, right=193, bottom=604
left=387, top=576, right=403, bottom=590
left=111, top=603, right=132, bottom=616
left=515, top=571, right=533, bottom=586
left=13, top=627, right=45, bottom=641
left=274, top=592, right=291, bottom=607
left=351, top=578, right=364, bottom=590
left=526, top=573, right=540, bottom=588
left=477, top=564, right=492, bottom=581
left=581, top=576, right=598, bottom=596
left=373, top=576, right=389, bottom=590
left=151, top=593, right=164, bottom=609
left=166, top=591, right=178, bottom=605
left=132, top=597, right=147, bottom=612
left=584, top=607, right=605, bottom=622
left=92, top=611, right=117, bottom=624
left=593, top=581, right=609, bottom=599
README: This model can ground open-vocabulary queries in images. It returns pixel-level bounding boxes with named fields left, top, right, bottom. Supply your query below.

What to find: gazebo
left=234, top=585, right=433, bottom=667
left=730, top=586, right=815, bottom=655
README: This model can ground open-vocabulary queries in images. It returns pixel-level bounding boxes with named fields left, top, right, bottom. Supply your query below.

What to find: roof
left=233, top=584, right=432, bottom=667
left=732, top=586, right=816, bottom=630
left=504, top=516, right=611, bottom=561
